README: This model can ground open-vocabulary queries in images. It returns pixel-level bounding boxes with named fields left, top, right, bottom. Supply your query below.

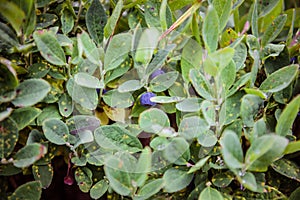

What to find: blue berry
left=140, top=92, right=156, bottom=106
left=150, top=69, right=165, bottom=79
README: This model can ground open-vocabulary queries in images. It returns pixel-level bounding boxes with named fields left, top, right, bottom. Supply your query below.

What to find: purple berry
left=140, top=92, right=156, bottom=106
left=150, top=69, right=165, bottom=79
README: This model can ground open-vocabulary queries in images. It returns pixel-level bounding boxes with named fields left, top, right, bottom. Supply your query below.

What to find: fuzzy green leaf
left=133, top=179, right=164, bottom=200
left=261, top=14, right=287, bottom=47
left=163, top=168, right=193, bottom=193
left=9, top=181, right=42, bottom=200
left=199, top=186, right=224, bottom=200
left=13, top=143, right=47, bottom=168
left=245, top=134, right=288, bottom=172
left=259, top=64, right=298, bottom=93
left=104, top=0, right=123, bottom=37
left=86, top=0, right=107, bottom=44
left=33, top=31, right=66, bottom=65
left=139, top=108, right=170, bottom=134
left=42, top=118, right=70, bottom=145
left=0, top=117, right=18, bottom=159
left=94, top=125, right=142, bottom=153
left=202, top=5, right=219, bottom=53
left=12, top=79, right=50, bottom=107
left=90, top=179, right=109, bottom=199
left=275, top=95, right=300, bottom=136
left=220, top=130, right=244, bottom=169
left=10, top=107, right=41, bottom=130
left=74, top=167, right=93, bottom=193
left=104, top=33, right=132, bottom=71
left=32, top=164, right=53, bottom=189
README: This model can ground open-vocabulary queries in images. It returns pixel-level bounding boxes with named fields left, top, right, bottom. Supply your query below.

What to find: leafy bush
left=0, top=0, right=300, bottom=199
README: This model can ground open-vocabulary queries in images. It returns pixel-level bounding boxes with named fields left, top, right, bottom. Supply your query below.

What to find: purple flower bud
left=140, top=92, right=156, bottom=106
left=64, top=175, right=74, bottom=185
left=150, top=69, right=165, bottom=79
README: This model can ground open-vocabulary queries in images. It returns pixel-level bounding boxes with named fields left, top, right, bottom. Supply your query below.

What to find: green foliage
left=0, top=0, right=299, bottom=199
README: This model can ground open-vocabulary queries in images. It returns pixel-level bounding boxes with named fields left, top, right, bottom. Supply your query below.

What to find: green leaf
left=284, top=140, right=300, bottom=155
left=58, top=93, right=73, bottom=117
left=202, top=5, right=219, bottom=53
left=33, top=30, right=66, bottom=66
left=27, top=63, right=49, bottom=78
left=220, top=130, right=244, bottom=169
left=42, top=118, right=70, bottom=145
left=94, top=125, right=142, bottom=153
left=189, top=69, right=214, bottom=100
left=32, top=164, right=53, bottom=188
left=258, top=0, right=281, bottom=17
left=237, top=172, right=257, bottom=192
left=240, top=94, right=264, bottom=127
left=135, top=28, right=160, bottom=65
left=144, top=1, right=161, bottom=27
left=150, top=71, right=179, bottom=92
left=0, top=107, right=13, bottom=121
left=0, top=0, right=25, bottom=36
left=168, top=0, right=194, bottom=10
left=220, top=60, right=236, bottom=92
left=104, top=33, right=132, bottom=71
left=13, top=143, right=47, bottom=168
left=176, top=97, right=202, bottom=112
left=139, top=108, right=170, bottom=134
left=104, top=0, right=123, bottom=37
left=67, top=78, right=98, bottom=110
left=213, top=0, right=232, bottom=31
left=163, top=168, right=193, bottom=193
left=259, top=64, right=298, bottom=93
left=289, top=187, right=300, bottom=200
left=9, top=181, right=42, bottom=200
left=0, top=58, right=19, bottom=94
left=0, top=117, right=18, bottom=158
left=245, top=134, right=288, bottom=172
left=181, top=38, right=202, bottom=82
left=37, top=105, right=61, bottom=126
left=0, top=22, right=19, bottom=52
left=61, top=8, right=74, bottom=34
left=86, top=0, right=107, bottom=44
left=226, top=73, right=250, bottom=98
left=145, top=45, right=175, bottom=76
left=118, top=80, right=144, bottom=93
left=78, top=31, right=101, bottom=65
left=212, top=171, right=234, bottom=187
left=102, top=89, right=133, bottom=108
left=261, top=14, right=287, bottom=47
left=162, top=137, right=190, bottom=165
left=74, top=72, right=101, bottom=89
left=12, top=78, right=50, bottom=107
left=188, top=156, right=210, bottom=174
left=150, top=96, right=184, bottom=104
left=133, top=178, right=164, bottom=200
left=201, top=100, right=216, bottom=126
left=74, top=167, right=93, bottom=193
left=103, top=155, right=132, bottom=196
left=10, top=107, right=41, bottom=130
left=233, top=42, right=247, bottom=70
left=199, top=186, right=224, bottom=200
left=90, top=179, right=109, bottom=199
left=67, top=115, right=100, bottom=136
left=133, top=147, right=152, bottom=186
left=209, top=47, right=235, bottom=71
left=178, top=116, right=209, bottom=140
left=36, top=13, right=58, bottom=29
left=275, top=95, right=300, bottom=136
left=198, top=130, right=218, bottom=147
left=271, top=158, right=300, bottom=182
left=251, top=1, right=258, bottom=37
